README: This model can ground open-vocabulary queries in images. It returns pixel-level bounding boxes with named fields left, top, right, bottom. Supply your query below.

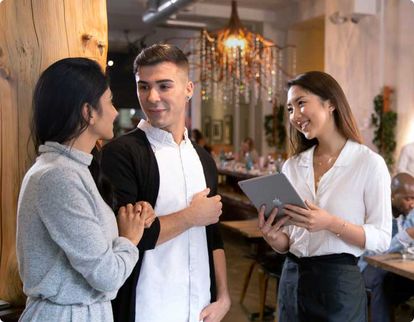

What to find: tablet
left=238, top=172, right=307, bottom=218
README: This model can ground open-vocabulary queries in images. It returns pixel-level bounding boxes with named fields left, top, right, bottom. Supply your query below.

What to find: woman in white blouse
left=258, top=71, right=392, bottom=322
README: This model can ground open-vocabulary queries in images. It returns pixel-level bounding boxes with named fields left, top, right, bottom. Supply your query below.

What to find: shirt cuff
left=363, top=224, right=391, bottom=253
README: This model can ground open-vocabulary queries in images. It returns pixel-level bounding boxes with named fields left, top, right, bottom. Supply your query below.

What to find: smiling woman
left=258, top=71, right=392, bottom=322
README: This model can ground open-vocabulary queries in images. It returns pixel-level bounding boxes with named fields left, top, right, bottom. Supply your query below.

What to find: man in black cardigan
left=101, top=44, right=231, bottom=322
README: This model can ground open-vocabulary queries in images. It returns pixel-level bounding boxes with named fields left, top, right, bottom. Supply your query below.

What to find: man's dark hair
left=133, top=44, right=189, bottom=74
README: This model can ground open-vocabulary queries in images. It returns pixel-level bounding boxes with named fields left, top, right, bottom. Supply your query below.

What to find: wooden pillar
left=0, top=0, right=108, bottom=304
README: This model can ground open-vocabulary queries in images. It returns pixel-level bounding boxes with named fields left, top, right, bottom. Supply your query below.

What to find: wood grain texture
left=0, top=0, right=108, bottom=304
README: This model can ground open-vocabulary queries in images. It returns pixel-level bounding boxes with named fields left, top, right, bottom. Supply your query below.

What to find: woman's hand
left=283, top=200, right=334, bottom=232
left=117, top=201, right=156, bottom=245
left=117, top=203, right=146, bottom=245
left=258, top=206, right=290, bottom=252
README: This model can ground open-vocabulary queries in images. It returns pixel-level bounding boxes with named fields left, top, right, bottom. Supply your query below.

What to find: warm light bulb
left=223, top=36, right=247, bottom=50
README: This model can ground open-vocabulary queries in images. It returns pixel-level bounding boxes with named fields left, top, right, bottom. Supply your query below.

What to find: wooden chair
left=257, top=253, right=286, bottom=322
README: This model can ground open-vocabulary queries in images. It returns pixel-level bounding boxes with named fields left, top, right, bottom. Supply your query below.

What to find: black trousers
left=280, top=253, right=367, bottom=322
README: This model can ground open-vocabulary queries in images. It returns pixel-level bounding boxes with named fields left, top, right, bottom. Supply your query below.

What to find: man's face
left=135, top=62, right=193, bottom=136
left=393, top=185, right=414, bottom=216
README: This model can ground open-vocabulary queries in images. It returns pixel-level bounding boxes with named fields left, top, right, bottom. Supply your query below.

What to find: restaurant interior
left=1, top=0, right=414, bottom=321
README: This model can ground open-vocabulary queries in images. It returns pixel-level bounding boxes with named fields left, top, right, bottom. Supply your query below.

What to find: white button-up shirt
left=396, top=142, right=414, bottom=177
left=282, top=140, right=392, bottom=257
left=135, top=120, right=210, bottom=322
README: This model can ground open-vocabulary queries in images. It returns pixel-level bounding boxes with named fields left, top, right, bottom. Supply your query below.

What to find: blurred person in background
left=359, top=172, right=414, bottom=322
left=192, top=128, right=212, bottom=154
left=396, top=142, right=414, bottom=177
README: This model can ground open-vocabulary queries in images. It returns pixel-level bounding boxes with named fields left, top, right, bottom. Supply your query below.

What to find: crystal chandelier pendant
left=200, top=0, right=295, bottom=107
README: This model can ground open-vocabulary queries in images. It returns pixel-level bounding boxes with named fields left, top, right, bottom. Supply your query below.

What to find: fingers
left=134, top=203, right=142, bottom=214
left=197, top=188, right=210, bottom=198
left=265, top=208, right=279, bottom=226
left=305, top=199, right=317, bottom=209
left=259, top=207, right=279, bottom=234
left=284, top=204, right=308, bottom=215
left=118, top=206, right=126, bottom=217
left=258, top=205, right=266, bottom=228
left=274, top=215, right=290, bottom=230
left=283, top=208, right=308, bottom=223
left=212, top=194, right=221, bottom=202
left=144, top=215, right=155, bottom=228
left=199, top=305, right=211, bottom=321
left=126, top=203, right=134, bottom=215
left=139, top=202, right=157, bottom=226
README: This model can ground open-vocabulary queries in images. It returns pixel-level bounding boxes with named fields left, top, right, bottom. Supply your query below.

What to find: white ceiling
left=107, top=0, right=299, bottom=51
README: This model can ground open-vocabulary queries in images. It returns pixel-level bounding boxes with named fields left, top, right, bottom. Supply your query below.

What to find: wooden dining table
left=365, top=253, right=414, bottom=281
left=220, top=218, right=262, bottom=239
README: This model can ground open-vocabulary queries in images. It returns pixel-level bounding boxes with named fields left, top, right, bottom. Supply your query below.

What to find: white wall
left=324, top=0, right=414, bottom=166
left=394, top=0, right=414, bottom=155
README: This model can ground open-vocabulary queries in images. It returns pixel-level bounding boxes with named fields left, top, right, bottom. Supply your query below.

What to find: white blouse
left=396, top=142, right=414, bottom=177
left=282, top=140, right=392, bottom=258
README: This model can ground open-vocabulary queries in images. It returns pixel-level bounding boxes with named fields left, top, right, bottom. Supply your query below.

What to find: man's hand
left=199, top=296, right=231, bottom=322
left=186, top=188, right=222, bottom=227
left=135, top=201, right=156, bottom=228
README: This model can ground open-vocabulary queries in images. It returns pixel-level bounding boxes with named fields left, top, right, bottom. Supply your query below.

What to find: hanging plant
left=264, top=104, right=286, bottom=151
left=371, top=90, right=397, bottom=168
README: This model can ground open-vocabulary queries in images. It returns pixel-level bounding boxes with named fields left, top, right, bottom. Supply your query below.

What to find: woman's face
left=89, top=88, right=118, bottom=140
left=287, top=85, right=334, bottom=140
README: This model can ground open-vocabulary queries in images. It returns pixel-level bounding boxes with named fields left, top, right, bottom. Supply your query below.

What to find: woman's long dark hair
left=287, top=71, right=363, bottom=156
left=90, top=143, right=115, bottom=208
left=31, top=57, right=114, bottom=207
left=31, top=57, right=108, bottom=151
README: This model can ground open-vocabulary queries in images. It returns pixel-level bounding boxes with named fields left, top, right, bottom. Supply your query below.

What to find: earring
left=186, top=96, right=191, bottom=102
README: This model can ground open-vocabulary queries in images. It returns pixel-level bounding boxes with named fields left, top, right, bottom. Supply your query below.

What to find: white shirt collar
left=138, top=119, right=189, bottom=147
left=297, top=139, right=354, bottom=167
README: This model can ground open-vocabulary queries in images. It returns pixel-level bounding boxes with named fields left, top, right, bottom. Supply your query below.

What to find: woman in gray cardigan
left=16, top=58, right=155, bottom=322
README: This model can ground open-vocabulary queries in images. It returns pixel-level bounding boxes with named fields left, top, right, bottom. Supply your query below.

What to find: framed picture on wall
left=223, top=115, right=233, bottom=145
left=212, top=120, right=223, bottom=142
left=203, top=116, right=211, bottom=141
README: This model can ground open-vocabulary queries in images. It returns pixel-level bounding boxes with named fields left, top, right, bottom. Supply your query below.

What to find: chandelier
left=200, top=0, right=295, bottom=106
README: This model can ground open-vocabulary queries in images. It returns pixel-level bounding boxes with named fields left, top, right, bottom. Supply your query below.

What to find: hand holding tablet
left=238, top=173, right=307, bottom=219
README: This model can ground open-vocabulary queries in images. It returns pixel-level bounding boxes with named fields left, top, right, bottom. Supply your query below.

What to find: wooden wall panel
left=0, top=0, right=108, bottom=304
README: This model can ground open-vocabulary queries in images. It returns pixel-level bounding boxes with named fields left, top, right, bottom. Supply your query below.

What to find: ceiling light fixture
left=165, top=19, right=207, bottom=28
left=200, top=0, right=295, bottom=107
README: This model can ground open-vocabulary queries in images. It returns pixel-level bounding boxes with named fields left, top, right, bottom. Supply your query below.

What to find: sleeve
left=362, top=156, right=393, bottom=253
left=396, top=145, right=409, bottom=173
left=281, top=159, right=295, bottom=237
left=101, top=141, right=160, bottom=251
left=205, top=152, right=224, bottom=251
left=206, top=223, right=224, bottom=250
left=37, top=169, right=139, bottom=293
left=388, top=212, right=414, bottom=252
left=388, top=230, right=413, bottom=253
left=101, top=143, right=139, bottom=210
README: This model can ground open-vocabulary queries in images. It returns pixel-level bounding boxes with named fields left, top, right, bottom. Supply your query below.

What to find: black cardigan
left=101, top=128, right=224, bottom=322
